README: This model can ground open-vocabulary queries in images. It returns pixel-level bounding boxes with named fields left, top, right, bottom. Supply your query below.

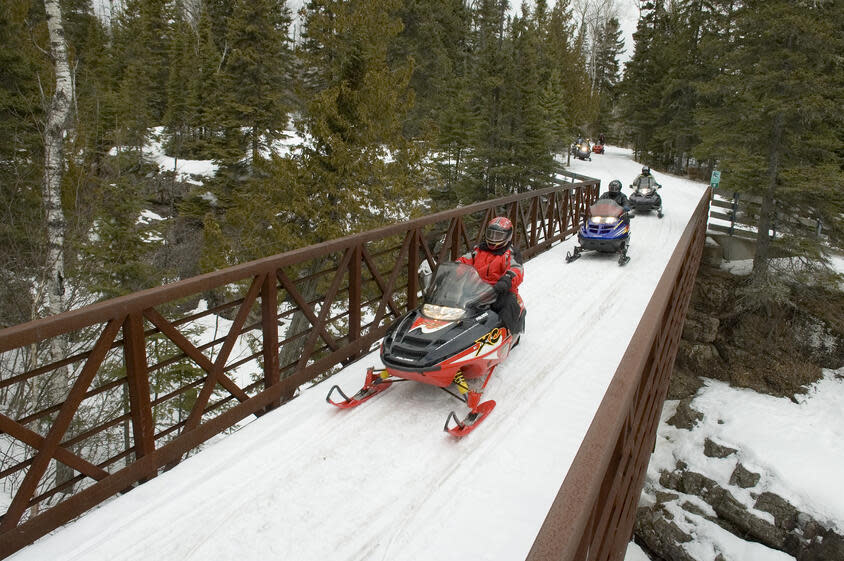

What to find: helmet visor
left=486, top=227, right=509, bottom=247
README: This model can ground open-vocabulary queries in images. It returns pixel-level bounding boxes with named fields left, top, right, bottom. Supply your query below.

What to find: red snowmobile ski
left=326, top=262, right=523, bottom=437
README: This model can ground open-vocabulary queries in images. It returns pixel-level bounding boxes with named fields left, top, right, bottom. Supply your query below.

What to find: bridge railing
left=526, top=188, right=711, bottom=561
left=0, top=174, right=598, bottom=557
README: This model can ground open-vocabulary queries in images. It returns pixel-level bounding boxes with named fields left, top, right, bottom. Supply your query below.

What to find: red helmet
left=485, top=217, right=513, bottom=250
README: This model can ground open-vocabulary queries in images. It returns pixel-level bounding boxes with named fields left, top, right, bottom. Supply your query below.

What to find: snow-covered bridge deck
left=9, top=147, right=709, bottom=561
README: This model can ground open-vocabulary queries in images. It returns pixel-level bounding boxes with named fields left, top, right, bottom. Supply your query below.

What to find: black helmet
left=642, top=166, right=651, bottom=175
left=485, top=217, right=513, bottom=250
left=608, top=180, right=622, bottom=193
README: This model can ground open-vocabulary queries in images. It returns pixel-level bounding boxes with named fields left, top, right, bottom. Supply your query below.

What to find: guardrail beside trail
left=0, top=172, right=599, bottom=557
left=708, top=191, right=826, bottom=241
left=528, top=187, right=711, bottom=561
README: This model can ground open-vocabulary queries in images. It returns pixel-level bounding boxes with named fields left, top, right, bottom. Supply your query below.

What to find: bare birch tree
left=42, top=0, right=74, bottom=489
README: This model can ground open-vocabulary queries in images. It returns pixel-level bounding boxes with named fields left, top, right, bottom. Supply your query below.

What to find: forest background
left=2, top=0, right=841, bottom=330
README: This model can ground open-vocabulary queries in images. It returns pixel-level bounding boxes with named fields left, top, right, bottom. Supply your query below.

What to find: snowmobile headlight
left=422, top=304, right=465, bottom=321
left=590, top=216, right=619, bottom=225
left=639, top=188, right=652, bottom=196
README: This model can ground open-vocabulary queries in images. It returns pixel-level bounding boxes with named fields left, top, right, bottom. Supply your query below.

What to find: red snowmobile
left=326, top=262, right=523, bottom=437
left=592, top=142, right=605, bottom=154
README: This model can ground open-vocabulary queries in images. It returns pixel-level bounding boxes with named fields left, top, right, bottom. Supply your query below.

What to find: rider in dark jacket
left=598, top=180, right=630, bottom=211
left=630, top=167, right=663, bottom=216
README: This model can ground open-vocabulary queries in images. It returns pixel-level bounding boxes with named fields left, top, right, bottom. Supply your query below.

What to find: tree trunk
left=43, top=0, right=74, bottom=491
left=752, top=112, right=783, bottom=281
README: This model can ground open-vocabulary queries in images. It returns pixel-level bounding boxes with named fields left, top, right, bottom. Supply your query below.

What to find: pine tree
left=620, top=1, right=665, bottom=161
left=164, top=9, right=196, bottom=161
left=505, top=9, right=555, bottom=191
left=592, top=16, right=624, bottom=139
left=695, top=0, right=844, bottom=287
left=220, top=0, right=293, bottom=169
left=201, top=0, right=430, bottom=264
left=545, top=0, right=590, bottom=143
left=0, top=1, right=49, bottom=326
left=113, top=0, right=171, bottom=158
left=391, top=0, right=472, bottom=137
left=467, top=0, right=511, bottom=198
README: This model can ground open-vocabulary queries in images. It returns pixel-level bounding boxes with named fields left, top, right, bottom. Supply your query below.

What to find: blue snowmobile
left=565, top=198, right=631, bottom=266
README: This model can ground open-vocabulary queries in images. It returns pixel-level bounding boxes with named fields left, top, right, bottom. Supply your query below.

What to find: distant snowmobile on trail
left=591, top=141, right=605, bottom=155
left=628, top=167, right=664, bottom=218
left=326, top=262, right=524, bottom=437
left=565, top=198, right=631, bottom=266
left=571, top=138, right=592, bottom=161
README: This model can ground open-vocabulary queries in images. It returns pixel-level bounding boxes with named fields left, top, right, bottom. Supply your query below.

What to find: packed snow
left=9, top=147, right=842, bottom=561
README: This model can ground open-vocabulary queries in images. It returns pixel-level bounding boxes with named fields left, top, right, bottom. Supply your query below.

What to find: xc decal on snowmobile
left=474, top=328, right=502, bottom=356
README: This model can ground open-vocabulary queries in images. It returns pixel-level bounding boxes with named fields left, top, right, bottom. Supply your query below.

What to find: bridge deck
left=10, top=148, right=709, bottom=561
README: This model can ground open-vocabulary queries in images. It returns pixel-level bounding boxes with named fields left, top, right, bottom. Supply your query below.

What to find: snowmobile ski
left=326, top=367, right=396, bottom=408
left=444, top=397, right=496, bottom=437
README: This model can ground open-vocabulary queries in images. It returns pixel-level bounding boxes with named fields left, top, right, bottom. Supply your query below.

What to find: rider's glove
left=494, top=274, right=512, bottom=294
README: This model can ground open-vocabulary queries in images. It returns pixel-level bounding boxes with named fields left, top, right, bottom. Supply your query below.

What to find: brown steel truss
left=526, top=188, right=711, bottom=561
left=0, top=175, right=598, bottom=557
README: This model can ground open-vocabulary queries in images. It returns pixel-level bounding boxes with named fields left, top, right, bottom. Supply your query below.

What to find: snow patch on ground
left=640, top=368, right=844, bottom=560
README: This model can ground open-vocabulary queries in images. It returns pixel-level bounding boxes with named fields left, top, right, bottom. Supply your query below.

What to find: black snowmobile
left=628, top=175, right=663, bottom=218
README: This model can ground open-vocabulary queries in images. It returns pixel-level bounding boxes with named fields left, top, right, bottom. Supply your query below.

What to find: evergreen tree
left=505, top=9, right=556, bottom=191
left=391, top=0, right=472, bottom=137
left=164, top=8, right=197, bottom=161
left=695, top=0, right=844, bottom=287
left=545, top=0, right=590, bottom=142
left=0, top=1, right=49, bottom=326
left=113, top=0, right=171, bottom=158
left=620, top=1, right=665, bottom=161
left=220, top=0, right=293, bottom=169
left=592, top=16, right=624, bottom=139
left=467, top=0, right=511, bottom=198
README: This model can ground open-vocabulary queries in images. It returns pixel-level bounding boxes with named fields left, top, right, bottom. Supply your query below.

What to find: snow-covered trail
left=10, top=147, right=709, bottom=561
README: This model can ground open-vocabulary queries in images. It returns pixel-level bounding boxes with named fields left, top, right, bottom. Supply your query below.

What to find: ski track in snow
left=9, top=147, right=708, bottom=561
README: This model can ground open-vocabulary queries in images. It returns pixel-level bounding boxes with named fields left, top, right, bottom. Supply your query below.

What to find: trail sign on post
left=710, top=170, right=721, bottom=189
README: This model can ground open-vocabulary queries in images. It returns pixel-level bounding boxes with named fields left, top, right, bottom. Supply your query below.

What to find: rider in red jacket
left=457, top=217, right=524, bottom=335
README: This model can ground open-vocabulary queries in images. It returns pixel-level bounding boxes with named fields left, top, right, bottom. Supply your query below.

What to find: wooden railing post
left=123, top=312, right=155, bottom=467
left=261, top=272, right=280, bottom=410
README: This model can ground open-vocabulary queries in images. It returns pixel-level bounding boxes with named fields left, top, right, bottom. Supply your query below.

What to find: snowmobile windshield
left=589, top=200, right=624, bottom=220
left=634, top=176, right=657, bottom=192
left=422, top=262, right=496, bottom=320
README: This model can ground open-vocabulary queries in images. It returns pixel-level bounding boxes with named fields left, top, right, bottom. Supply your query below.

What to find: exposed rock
left=676, top=341, right=726, bottom=379
left=636, top=261, right=844, bottom=561
left=798, top=534, right=844, bottom=561
left=672, top=262, right=838, bottom=399
left=667, top=367, right=704, bottom=400
left=729, top=463, right=760, bottom=488
left=658, top=469, right=788, bottom=551
left=703, top=438, right=737, bottom=459
left=634, top=506, right=697, bottom=561
left=689, top=266, right=733, bottom=312
left=754, top=492, right=799, bottom=529
left=683, top=310, right=720, bottom=343
left=667, top=398, right=703, bottom=430
left=655, top=490, right=680, bottom=504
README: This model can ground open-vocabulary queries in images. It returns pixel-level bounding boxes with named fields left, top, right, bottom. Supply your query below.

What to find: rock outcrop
left=634, top=262, right=844, bottom=560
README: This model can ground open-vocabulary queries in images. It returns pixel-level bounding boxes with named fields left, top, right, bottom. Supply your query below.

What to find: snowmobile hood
left=381, top=308, right=501, bottom=371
